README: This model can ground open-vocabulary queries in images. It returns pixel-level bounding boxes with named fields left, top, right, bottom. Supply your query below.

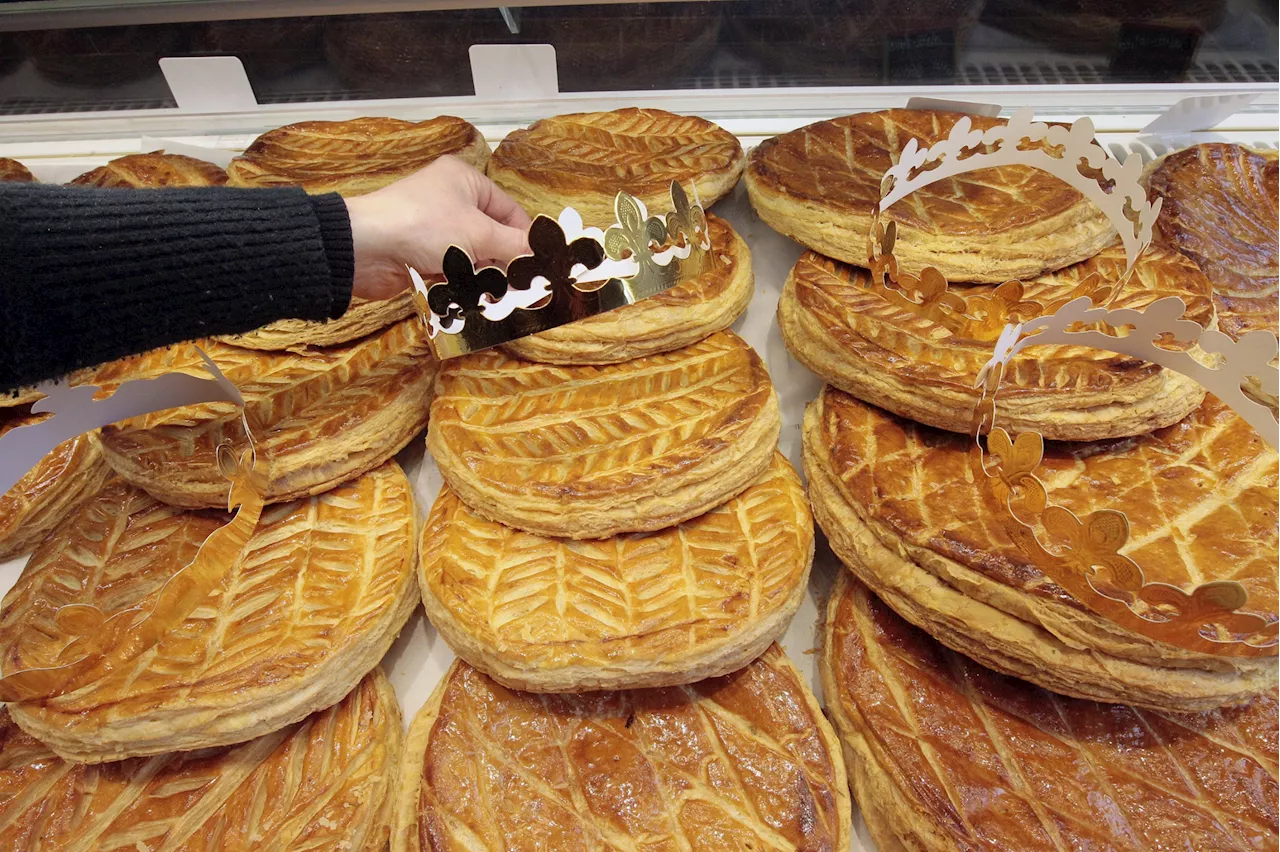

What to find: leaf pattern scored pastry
left=419, top=452, right=813, bottom=692
left=0, top=463, right=417, bottom=763
left=0, top=670, right=401, bottom=851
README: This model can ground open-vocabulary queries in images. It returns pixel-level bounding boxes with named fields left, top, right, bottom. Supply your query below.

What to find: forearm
left=0, top=184, right=353, bottom=393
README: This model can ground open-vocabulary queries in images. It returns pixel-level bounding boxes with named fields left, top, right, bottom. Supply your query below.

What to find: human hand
left=344, top=155, right=532, bottom=300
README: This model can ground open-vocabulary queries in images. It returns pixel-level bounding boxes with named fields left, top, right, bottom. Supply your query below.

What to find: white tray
left=0, top=181, right=869, bottom=851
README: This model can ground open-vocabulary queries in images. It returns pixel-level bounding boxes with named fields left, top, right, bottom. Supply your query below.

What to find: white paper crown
left=866, top=108, right=1278, bottom=655
left=409, top=181, right=712, bottom=360
left=878, top=107, right=1160, bottom=275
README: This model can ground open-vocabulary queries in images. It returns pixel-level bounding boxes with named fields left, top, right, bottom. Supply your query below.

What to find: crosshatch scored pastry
left=419, top=452, right=813, bottom=692
left=823, top=573, right=1279, bottom=852
left=0, top=670, right=401, bottom=851
left=745, top=109, right=1114, bottom=282
left=0, top=463, right=417, bottom=763
left=487, top=107, right=745, bottom=224
left=96, top=316, right=435, bottom=508
left=69, top=151, right=229, bottom=188
left=391, top=646, right=850, bottom=852
left=804, top=387, right=1278, bottom=713
left=0, top=406, right=112, bottom=561
left=503, top=213, right=753, bottom=364
left=1147, top=143, right=1279, bottom=341
left=779, top=244, right=1213, bottom=440
left=226, top=116, right=490, bottom=196
left=427, top=331, right=781, bottom=540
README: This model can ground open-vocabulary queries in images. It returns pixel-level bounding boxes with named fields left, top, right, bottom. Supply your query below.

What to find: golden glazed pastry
left=0, top=463, right=417, bottom=763
left=1147, top=143, right=1279, bottom=341
left=503, top=214, right=753, bottom=364
left=779, top=244, right=1212, bottom=440
left=428, top=331, right=780, bottom=539
left=745, top=109, right=1114, bottom=282
left=487, top=108, right=745, bottom=224
left=96, top=317, right=435, bottom=508
left=69, top=151, right=229, bottom=188
left=0, top=407, right=112, bottom=561
left=804, top=387, right=1279, bottom=713
left=0, top=670, right=400, bottom=851
left=0, top=157, right=35, bottom=182
left=221, top=291, right=418, bottom=351
left=822, top=573, right=1279, bottom=852
left=419, top=453, right=812, bottom=692
left=226, top=116, right=490, bottom=196
left=392, top=646, right=850, bottom=852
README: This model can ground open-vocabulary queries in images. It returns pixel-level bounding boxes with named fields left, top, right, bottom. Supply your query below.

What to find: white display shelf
left=0, top=122, right=1275, bottom=852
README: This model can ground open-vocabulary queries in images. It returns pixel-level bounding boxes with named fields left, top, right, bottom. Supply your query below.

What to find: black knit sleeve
left=0, top=184, right=355, bottom=393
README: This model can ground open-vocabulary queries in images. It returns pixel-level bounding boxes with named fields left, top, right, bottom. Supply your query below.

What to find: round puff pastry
left=221, top=291, right=418, bottom=351
left=487, top=107, right=745, bottom=224
left=804, top=387, right=1278, bottom=713
left=503, top=213, right=753, bottom=364
left=69, top=151, right=229, bottom=188
left=226, top=116, right=491, bottom=196
left=96, top=317, right=436, bottom=508
left=823, top=573, right=1278, bottom=852
left=419, top=453, right=813, bottom=692
left=0, top=406, right=112, bottom=562
left=391, top=646, right=850, bottom=852
left=0, top=463, right=417, bottom=763
left=1147, top=143, right=1278, bottom=341
left=427, top=331, right=781, bottom=540
left=0, top=669, right=401, bottom=851
left=0, top=157, right=35, bottom=182
left=779, top=244, right=1212, bottom=441
left=745, top=109, right=1114, bottom=283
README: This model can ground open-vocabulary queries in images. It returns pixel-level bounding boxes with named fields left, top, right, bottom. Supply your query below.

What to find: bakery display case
left=0, top=2, right=1276, bottom=850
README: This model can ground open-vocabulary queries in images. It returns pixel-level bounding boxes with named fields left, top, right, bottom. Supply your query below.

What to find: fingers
left=476, top=176, right=533, bottom=230
left=473, top=215, right=531, bottom=267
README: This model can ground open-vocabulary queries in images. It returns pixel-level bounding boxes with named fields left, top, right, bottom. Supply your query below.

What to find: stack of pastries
left=747, top=109, right=1278, bottom=849
left=393, top=107, right=852, bottom=850
left=0, top=122, right=484, bottom=847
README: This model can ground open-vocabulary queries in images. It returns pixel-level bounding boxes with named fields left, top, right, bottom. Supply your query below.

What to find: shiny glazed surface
left=0, top=464, right=414, bottom=731
left=817, top=388, right=1278, bottom=614
left=420, top=453, right=811, bottom=674
left=69, top=152, right=229, bottom=188
left=416, top=647, right=847, bottom=850
left=0, top=671, right=400, bottom=851
left=488, top=107, right=744, bottom=204
left=226, top=116, right=490, bottom=195
left=826, top=575, right=1279, bottom=850
left=95, top=316, right=435, bottom=504
left=747, top=109, right=1095, bottom=236
left=0, top=407, right=110, bottom=561
left=788, top=244, right=1213, bottom=395
left=0, top=157, right=35, bottom=182
left=1148, top=143, right=1279, bottom=339
left=429, top=331, right=774, bottom=503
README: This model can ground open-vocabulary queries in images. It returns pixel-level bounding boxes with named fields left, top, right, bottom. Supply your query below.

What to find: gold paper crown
left=865, top=109, right=1278, bottom=656
left=409, top=181, right=712, bottom=360
left=0, top=359, right=269, bottom=700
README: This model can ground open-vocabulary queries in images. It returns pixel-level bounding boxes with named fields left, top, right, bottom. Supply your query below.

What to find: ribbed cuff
left=309, top=193, right=354, bottom=319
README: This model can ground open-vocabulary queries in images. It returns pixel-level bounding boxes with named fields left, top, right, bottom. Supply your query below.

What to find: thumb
left=466, top=213, right=530, bottom=267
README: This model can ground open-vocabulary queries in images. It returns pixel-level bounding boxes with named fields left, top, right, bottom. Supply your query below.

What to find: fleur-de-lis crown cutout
left=860, top=108, right=1278, bottom=656
left=409, top=181, right=712, bottom=360
left=0, top=360, right=270, bottom=699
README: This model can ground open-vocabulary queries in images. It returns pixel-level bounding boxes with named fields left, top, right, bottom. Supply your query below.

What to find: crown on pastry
left=0, top=358, right=268, bottom=700
left=409, top=181, right=712, bottom=360
left=865, top=108, right=1278, bottom=655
